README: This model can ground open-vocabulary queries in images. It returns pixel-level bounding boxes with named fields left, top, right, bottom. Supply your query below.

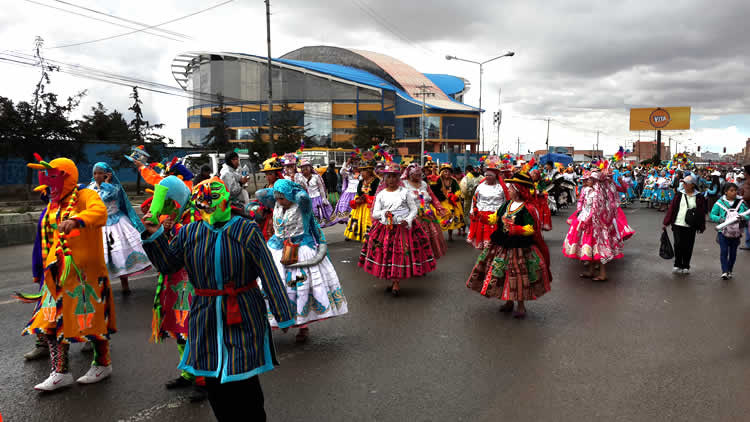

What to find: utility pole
left=545, top=118, right=551, bottom=152
left=415, top=84, right=434, bottom=166
left=596, top=130, right=600, bottom=158
left=265, top=0, right=274, bottom=153
left=493, top=110, right=502, bottom=154
left=517, top=136, right=520, bottom=156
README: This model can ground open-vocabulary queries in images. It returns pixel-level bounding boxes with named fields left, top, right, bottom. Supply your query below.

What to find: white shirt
left=295, top=173, right=325, bottom=199
left=675, top=192, right=697, bottom=228
left=372, top=186, right=418, bottom=228
left=273, top=203, right=304, bottom=239
left=472, top=182, right=506, bottom=212
left=341, top=166, right=360, bottom=193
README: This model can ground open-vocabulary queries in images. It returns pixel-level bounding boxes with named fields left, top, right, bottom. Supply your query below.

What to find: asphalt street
left=1, top=204, right=750, bottom=422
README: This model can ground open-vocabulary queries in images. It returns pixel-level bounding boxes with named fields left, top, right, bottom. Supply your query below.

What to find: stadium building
left=172, top=46, right=481, bottom=154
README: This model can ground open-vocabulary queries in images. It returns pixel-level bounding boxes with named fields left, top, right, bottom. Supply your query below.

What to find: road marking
left=117, top=397, right=189, bottom=422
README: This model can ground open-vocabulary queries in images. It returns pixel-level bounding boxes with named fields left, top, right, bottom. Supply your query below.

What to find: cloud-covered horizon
left=2, top=0, right=748, bottom=155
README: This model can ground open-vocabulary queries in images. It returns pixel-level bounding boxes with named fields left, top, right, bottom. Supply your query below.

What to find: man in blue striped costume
left=142, top=177, right=294, bottom=421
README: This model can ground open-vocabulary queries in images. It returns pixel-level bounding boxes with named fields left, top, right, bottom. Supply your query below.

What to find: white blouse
left=341, top=166, right=360, bottom=193
left=295, top=173, right=325, bottom=199
left=472, top=182, right=506, bottom=212
left=273, top=203, right=304, bottom=239
left=372, top=186, right=418, bottom=228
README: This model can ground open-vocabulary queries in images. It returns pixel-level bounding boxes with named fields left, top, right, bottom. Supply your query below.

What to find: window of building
left=333, top=114, right=356, bottom=121
left=305, top=102, right=332, bottom=146
left=400, top=116, right=440, bottom=138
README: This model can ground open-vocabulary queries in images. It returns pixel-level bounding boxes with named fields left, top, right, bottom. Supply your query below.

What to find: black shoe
left=165, top=376, right=192, bottom=390
left=188, top=385, right=207, bottom=402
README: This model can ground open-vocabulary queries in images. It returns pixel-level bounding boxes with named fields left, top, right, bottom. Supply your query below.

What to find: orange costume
left=23, top=157, right=116, bottom=391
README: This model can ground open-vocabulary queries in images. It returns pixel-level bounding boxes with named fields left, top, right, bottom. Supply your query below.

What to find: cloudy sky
left=2, top=0, right=749, bottom=155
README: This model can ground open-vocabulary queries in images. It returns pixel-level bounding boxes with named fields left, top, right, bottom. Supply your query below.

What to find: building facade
left=171, top=46, right=480, bottom=153
left=633, top=140, right=670, bottom=161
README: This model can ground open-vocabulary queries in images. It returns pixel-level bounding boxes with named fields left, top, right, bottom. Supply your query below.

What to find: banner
left=629, top=107, right=691, bottom=131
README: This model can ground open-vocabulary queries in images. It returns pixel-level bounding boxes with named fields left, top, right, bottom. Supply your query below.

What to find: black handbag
left=659, top=229, right=674, bottom=260
left=683, top=194, right=702, bottom=230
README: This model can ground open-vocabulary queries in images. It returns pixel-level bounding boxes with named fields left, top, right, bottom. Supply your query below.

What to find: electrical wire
left=53, top=0, right=191, bottom=39
left=24, top=0, right=184, bottom=42
left=350, top=0, right=435, bottom=57
left=47, top=0, right=234, bottom=49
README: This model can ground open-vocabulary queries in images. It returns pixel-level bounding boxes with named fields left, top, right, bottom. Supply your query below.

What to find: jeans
left=744, top=226, right=750, bottom=248
left=672, top=225, right=697, bottom=270
left=718, top=232, right=740, bottom=273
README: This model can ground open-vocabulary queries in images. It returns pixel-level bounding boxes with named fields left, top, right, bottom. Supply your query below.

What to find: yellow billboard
left=629, top=107, right=691, bottom=131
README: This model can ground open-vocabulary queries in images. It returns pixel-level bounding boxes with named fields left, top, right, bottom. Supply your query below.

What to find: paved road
left=1, top=204, right=750, bottom=422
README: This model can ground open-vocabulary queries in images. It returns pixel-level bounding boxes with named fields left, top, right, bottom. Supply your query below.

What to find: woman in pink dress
left=563, top=167, right=624, bottom=281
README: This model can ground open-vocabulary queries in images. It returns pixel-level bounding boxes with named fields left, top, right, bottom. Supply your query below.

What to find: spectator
left=219, top=151, right=249, bottom=208
left=193, top=165, right=212, bottom=185
left=710, top=182, right=749, bottom=279
left=663, top=176, right=707, bottom=275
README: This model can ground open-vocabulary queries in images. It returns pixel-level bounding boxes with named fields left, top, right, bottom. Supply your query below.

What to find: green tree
left=79, top=102, right=131, bottom=142
left=352, top=118, right=393, bottom=150
left=271, top=102, right=309, bottom=154
left=199, top=93, right=235, bottom=152
left=0, top=39, right=86, bottom=196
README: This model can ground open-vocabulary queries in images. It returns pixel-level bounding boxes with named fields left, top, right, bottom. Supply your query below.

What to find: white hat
left=711, top=170, right=721, bottom=176
left=737, top=173, right=746, bottom=179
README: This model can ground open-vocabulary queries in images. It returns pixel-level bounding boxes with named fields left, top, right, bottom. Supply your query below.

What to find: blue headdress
left=92, top=162, right=145, bottom=233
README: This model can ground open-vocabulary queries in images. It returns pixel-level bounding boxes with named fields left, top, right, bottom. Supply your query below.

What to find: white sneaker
left=76, top=365, right=112, bottom=384
left=672, top=267, right=680, bottom=273
left=728, top=272, right=734, bottom=279
left=721, top=272, right=729, bottom=280
left=34, top=372, right=74, bottom=391
left=681, top=268, right=690, bottom=275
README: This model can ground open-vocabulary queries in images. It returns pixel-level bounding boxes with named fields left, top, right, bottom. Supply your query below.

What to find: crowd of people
left=16, top=146, right=750, bottom=420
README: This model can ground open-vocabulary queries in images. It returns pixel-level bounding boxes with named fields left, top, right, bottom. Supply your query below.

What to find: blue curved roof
left=423, top=73, right=465, bottom=96
left=227, top=52, right=479, bottom=112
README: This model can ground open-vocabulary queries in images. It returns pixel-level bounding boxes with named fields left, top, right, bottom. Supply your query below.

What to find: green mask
left=192, top=177, right=231, bottom=225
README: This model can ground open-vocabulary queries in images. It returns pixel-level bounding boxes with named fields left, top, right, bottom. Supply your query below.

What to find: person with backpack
left=709, top=183, right=749, bottom=279
left=663, top=176, right=707, bottom=275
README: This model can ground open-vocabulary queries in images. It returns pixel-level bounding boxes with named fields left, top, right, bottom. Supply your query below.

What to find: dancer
left=359, top=161, right=436, bottom=296
left=403, top=162, right=448, bottom=259
left=281, top=153, right=298, bottom=180
left=23, top=156, right=116, bottom=391
left=434, top=164, right=465, bottom=240
left=468, top=156, right=509, bottom=249
left=344, top=158, right=379, bottom=242
left=133, top=156, right=194, bottom=191
left=652, top=170, right=673, bottom=212
left=141, top=177, right=295, bottom=421
left=88, top=162, right=151, bottom=294
left=466, top=168, right=552, bottom=318
left=140, top=176, right=206, bottom=401
left=530, top=167, right=553, bottom=230
left=563, top=165, right=624, bottom=281
left=460, top=165, right=482, bottom=228
left=248, top=156, right=284, bottom=241
left=329, top=156, right=361, bottom=225
left=295, top=158, right=334, bottom=226
left=254, top=179, right=348, bottom=343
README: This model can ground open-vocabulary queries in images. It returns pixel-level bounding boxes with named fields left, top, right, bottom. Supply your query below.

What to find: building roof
left=423, top=74, right=468, bottom=96
left=171, top=50, right=480, bottom=113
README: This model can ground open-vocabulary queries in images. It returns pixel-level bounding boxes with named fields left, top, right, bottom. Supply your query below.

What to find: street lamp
left=445, top=51, right=515, bottom=153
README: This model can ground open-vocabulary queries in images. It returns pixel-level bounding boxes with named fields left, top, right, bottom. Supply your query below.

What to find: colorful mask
left=28, top=155, right=78, bottom=204
left=192, top=177, right=231, bottom=225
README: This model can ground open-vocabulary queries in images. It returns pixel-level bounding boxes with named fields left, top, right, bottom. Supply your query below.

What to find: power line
left=47, top=0, right=234, bottom=49
left=53, top=0, right=191, bottom=39
left=24, top=0, right=184, bottom=42
left=350, top=0, right=435, bottom=57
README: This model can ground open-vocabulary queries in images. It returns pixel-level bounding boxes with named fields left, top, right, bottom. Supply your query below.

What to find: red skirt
left=359, top=221, right=437, bottom=280
left=467, top=211, right=497, bottom=249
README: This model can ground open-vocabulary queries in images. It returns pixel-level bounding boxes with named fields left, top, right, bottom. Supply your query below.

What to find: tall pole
left=478, top=63, right=483, bottom=152
left=545, top=118, right=550, bottom=152
left=416, top=84, right=434, bottom=166
left=517, top=136, right=520, bottom=156
left=265, top=0, right=274, bottom=153
left=596, top=130, right=600, bottom=157
left=656, top=130, right=662, bottom=162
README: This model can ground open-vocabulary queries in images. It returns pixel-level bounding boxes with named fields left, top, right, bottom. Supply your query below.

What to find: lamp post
left=445, top=51, right=514, bottom=153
